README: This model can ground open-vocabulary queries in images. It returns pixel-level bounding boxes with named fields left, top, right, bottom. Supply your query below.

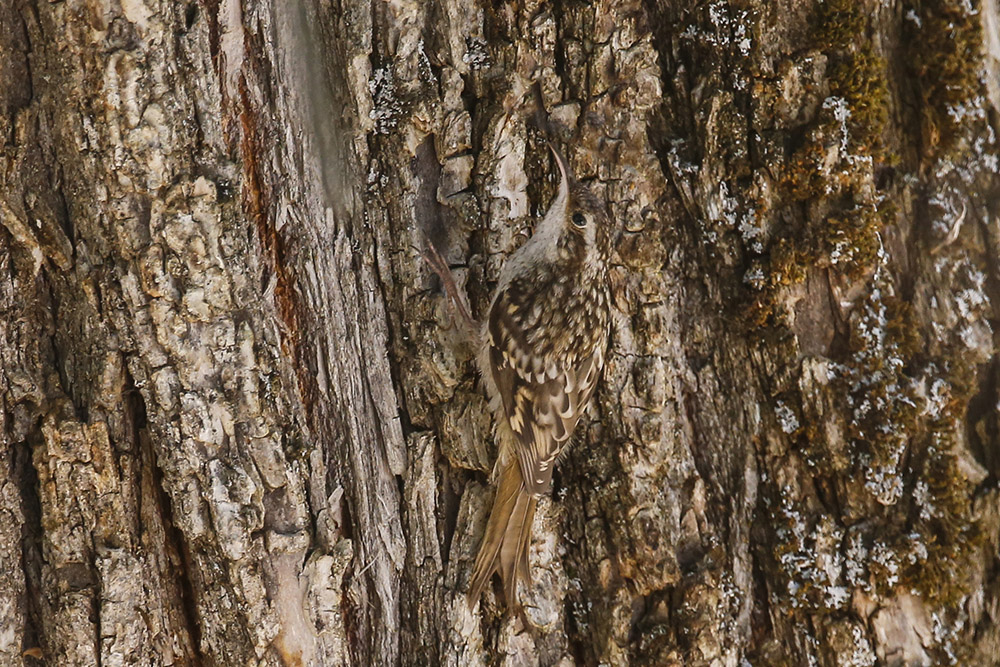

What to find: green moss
left=779, top=131, right=831, bottom=202
left=901, top=355, right=982, bottom=606
left=747, top=191, right=890, bottom=327
left=753, top=0, right=984, bottom=624
left=841, top=293, right=921, bottom=507
left=904, top=0, right=985, bottom=155
left=818, top=201, right=881, bottom=281
left=763, top=327, right=979, bottom=618
left=746, top=238, right=812, bottom=327
left=768, top=237, right=811, bottom=287
left=829, top=342, right=982, bottom=609
left=812, top=0, right=865, bottom=52
left=751, top=2, right=893, bottom=318
left=905, top=442, right=980, bottom=606
left=811, top=0, right=892, bottom=159
left=882, top=291, right=921, bottom=361
left=829, top=46, right=891, bottom=159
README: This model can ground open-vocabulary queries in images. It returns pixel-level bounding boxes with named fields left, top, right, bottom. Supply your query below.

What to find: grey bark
left=1, top=0, right=999, bottom=665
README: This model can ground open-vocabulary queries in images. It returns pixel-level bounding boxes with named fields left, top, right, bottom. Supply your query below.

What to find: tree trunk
left=2, top=0, right=999, bottom=664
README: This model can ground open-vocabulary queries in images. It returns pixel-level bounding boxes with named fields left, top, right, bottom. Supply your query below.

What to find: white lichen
left=774, top=401, right=800, bottom=434
left=845, top=532, right=868, bottom=589
left=462, top=37, right=490, bottom=70
left=870, top=541, right=900, bottom=587
left=744, top=266, right=765, bottom=289
left=844, top=625, right=877, bottom=667
left=368, top=67, right=401, bottom=134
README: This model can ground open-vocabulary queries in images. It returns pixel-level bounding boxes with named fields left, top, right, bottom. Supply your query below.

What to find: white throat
left=497, top=176, right=569, bottom=291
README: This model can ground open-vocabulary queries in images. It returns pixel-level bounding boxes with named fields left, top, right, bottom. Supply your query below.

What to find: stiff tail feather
left=466, top=462, right=538, bottom=609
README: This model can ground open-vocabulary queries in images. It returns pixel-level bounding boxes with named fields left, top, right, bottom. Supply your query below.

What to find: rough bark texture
left=2, top=0, right=1000, bottom=665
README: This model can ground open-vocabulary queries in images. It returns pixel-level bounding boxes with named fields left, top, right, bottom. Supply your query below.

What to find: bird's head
left=541, top=144, right=613, bottom=278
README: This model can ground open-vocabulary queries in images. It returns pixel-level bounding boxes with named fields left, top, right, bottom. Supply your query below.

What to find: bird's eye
left=571, top=212, right=587, bottom=228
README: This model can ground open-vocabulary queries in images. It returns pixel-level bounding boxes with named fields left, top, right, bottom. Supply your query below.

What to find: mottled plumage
left=467, top=146, right=613, bottom=609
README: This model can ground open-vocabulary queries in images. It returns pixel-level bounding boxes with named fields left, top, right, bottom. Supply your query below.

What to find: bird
left=462, top=143, right=614, bottom=610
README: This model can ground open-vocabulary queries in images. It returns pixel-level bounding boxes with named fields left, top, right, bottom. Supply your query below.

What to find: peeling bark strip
left=1, top=0, right=1000, bottom=664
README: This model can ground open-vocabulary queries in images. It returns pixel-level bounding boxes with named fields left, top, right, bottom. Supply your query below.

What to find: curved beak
left=546, top=141, right=572, bottom=203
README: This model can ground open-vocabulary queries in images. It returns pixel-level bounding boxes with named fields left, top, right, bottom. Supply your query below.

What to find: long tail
left=466, top=462, right=538, bottom=609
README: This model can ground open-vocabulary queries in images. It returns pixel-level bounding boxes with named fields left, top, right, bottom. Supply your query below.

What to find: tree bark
left=2, top=0, right=999, bottom=665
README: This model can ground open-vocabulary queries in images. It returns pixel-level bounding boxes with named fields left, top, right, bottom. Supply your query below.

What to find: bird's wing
left=487, top=291, right=605, bottom=495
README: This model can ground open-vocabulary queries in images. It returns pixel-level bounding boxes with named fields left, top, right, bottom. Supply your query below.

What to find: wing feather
left=487, top=291, right=605, bottom=496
